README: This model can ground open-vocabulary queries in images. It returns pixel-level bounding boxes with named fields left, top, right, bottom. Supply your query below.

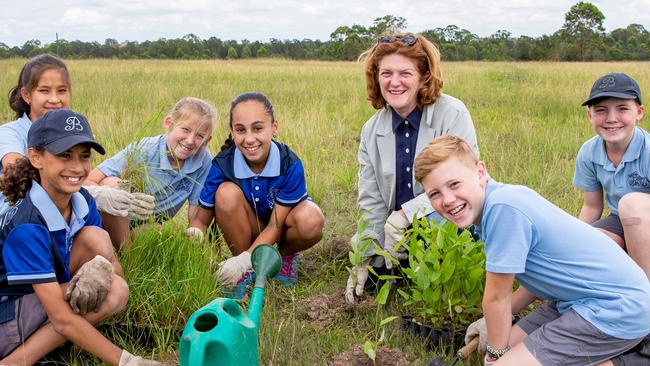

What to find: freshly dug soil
left=296, top=291, right=375, bottom=327
left=328, top=344, right=412, bottom=366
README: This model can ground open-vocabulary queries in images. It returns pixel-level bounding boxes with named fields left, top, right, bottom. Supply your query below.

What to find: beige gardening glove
left=83, top=185, right=135, bottom=217
left=64, top=255, right=114, bottom=314
left=218, top=251, right=252, bottom=286
left=383, top=210, right=410, bottom=270
left=128, top=192, right=156, bottom=221
left=345, top=257, right=370, bottom=304
left=186, top=227, right=204, bottom=238
left=465, top=317, right=488, bottom=354
left=119, top=350, right=162, bottom=366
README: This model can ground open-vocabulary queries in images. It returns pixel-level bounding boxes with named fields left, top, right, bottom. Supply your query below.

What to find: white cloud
left=62, top=7, right=111, bottom=25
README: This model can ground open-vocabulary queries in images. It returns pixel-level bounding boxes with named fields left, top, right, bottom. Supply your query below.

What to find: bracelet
left=486, top=344, right=511, bottom=360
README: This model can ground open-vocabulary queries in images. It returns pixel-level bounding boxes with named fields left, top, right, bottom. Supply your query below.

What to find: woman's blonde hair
left=168, top=97, right=217, bottom=132
left=414, top=135, right=478, bottom=182
left=359, top=32, right=444, bottom=110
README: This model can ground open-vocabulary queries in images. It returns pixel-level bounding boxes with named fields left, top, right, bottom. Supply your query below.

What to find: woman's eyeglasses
left=378, top=35, right=417, bottom=46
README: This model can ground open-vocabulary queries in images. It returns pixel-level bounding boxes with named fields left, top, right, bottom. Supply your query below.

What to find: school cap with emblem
left=28, top=109, right=105, bottom=155
left=582, top=72, right=643, bottom=106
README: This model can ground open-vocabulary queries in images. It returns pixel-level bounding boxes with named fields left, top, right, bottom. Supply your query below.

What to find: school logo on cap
left=65, top=116, right=84, bottom=132
left=597, top=75, right=616, bottom=89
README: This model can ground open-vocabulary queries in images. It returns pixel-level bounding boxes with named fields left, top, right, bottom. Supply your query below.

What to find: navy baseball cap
left=28, top=109, right=105, bottom=155
left=582, top=73, right=643, bottom=106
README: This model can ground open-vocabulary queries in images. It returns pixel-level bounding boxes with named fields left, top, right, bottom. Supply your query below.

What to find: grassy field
left=1, top=59, right=649, bottom=365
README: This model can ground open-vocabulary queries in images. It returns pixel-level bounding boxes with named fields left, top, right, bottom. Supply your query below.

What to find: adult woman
left=345, top=33, right=479, bottom=303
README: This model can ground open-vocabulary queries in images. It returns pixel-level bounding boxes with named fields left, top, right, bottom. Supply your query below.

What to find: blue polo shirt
left=0, top=113, right=32, bottom=215
left=479, top=180, right=650, bottom=339
left=0, top=181, right=102, bottom=298
left=392, top=108, right=421, bottom=211
left=199, top=141, right=308, bottom=224
left=97, top=134, right=212, bottom=219
left=573, top=127, right=650, bottom=215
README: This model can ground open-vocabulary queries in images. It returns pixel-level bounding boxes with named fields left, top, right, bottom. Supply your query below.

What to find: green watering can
left=179, top=244, right=281, bottom=366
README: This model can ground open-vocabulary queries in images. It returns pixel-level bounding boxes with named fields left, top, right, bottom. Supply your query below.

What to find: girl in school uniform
left=0, top=109, right=160, bottom=365
left=188, top=92, right=324, bottom=297
left=85, top=97, right=217, bottom=249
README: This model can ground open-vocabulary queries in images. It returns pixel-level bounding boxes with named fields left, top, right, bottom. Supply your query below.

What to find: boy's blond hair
left=414, top=135, right=478, bottom=182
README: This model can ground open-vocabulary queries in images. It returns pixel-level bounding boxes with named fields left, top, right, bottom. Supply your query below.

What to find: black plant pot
left=400, top=315, right=466, bottom=351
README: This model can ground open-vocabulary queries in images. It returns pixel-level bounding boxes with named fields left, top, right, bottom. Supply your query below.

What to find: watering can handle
left=457, top=337, right=480, bottom=359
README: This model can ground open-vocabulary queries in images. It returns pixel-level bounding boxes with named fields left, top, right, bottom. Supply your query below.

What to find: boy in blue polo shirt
left=573, top=72, right=650, bottom=281
left=189, top=92, right=324, bottom=297
left=414, top=135, right=650, bottom=365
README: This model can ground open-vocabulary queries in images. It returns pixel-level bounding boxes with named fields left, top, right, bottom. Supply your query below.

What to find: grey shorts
left=0, top=293, right=48, bottom=358
left=517, top=302, right=643, bottom=366
left=592, top=214, right=625, bottom=241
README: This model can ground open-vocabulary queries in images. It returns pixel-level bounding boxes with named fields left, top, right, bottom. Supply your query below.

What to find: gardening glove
left=345, top=257, right=370, bottom=304
left=401, top=192, right=434, bottom=222
left=186, top=227, right=204, bottom=238
left=465, top=317, right=488, bottom=354
left=119, top=350, right=162, bottom=366
left=128, top=192, right=156, bottom=221
left=218, top=251, right=252, bottom=287
left=83, top=185, right=134, bottom=217
left=64, top=255, right=114, bottom=314
left=383, top=210, right=410, bottom=270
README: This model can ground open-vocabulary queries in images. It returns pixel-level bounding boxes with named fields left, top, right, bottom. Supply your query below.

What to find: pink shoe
left=222, top=270, right=256, bottom=299
left=274, top=253, right=299, bottom=287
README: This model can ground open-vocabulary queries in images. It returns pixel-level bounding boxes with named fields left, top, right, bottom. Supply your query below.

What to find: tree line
left=2, top=2, right=648, bottom=62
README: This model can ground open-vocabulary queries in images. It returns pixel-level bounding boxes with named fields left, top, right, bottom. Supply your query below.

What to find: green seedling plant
left=397, top=218, right=485, bottom=330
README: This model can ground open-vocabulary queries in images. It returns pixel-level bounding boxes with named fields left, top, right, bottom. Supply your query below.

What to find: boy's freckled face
left=588, top=98, right=644, bottom=147
left=421, top=155, right=487, bottom=228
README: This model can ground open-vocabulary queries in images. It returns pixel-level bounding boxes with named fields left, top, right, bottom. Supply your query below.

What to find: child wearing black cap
left=0, top=109, right=161, bottom=365
left=573, top=73, right=650, bottom=283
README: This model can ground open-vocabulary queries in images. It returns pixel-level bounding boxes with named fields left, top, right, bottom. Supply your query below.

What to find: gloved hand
left=83, top=185, right=134, bottom=217
left=186, top=227, right=204, bottom=238
left=128, top=192, right=156, bottom=221
left=119, top=350, right=162, bottom=366
left=465, top=317, right=488, bottom=354
left=64, top=255, right=114, bottom=314
left=218, top=251, right=252, bottom=286
left=383, top=210, right=410, bottom=270
left=345, top=257, right=370, bottom=304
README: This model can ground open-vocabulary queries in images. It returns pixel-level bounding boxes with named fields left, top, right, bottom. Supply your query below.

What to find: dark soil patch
left=328, top=344, right=412, bottom=366
left=301, top=236, right=350, bottom=275
left=296, top=291, right=375, bottom=327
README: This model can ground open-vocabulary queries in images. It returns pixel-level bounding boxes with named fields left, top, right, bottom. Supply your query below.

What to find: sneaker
left=274, top=253, right=299, bottom=287
left=222, top=270, right=256, bottom=299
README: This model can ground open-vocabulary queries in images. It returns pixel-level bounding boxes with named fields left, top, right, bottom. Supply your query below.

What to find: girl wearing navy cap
left=188, top=92, right=324, bottom=298
left=0, top=109, right=161, bottom=365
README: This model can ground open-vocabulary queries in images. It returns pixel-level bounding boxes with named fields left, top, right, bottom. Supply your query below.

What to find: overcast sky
left=1, top=0, right=649, bottom=47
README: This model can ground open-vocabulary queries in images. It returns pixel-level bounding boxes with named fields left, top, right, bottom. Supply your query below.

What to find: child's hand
left=128, top=192, right=156, bottom=221
left=218, top=251, right=252, bottom=286
left=465, top=317, right=488, bottom=354
left=84, top=185, right=134, bottom=217
left=119, top=350, right=163, bottom=365
left=186, top=227, right=204, bottom=238
left=64, top=255, right=114, bottom=314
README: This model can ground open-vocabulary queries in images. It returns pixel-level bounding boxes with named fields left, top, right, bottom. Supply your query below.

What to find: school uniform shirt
left=97, top=134, right=212, bottom=219
left=199, top=141, right=308, bottom=224
left=573, top=126, right=650, bottom=215
left=0, top=113, right=32, bottom=216
left=478, top=179, right=650, bottom=340
left=0, top=181, right=102, bottom=299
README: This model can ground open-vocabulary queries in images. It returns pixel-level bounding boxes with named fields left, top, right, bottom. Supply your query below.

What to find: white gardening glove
left=401, top=192, right=434, bottom=222
left=218, top=251, right=252, bottom=286
left=345, top=258, right=370, bottom=304
left=128, top=192, right=156, bottom=221
left=384, top=210, right=410, bottom=270
left=465, top=317, right=488, bottom=354
left=83, top=185, right=134, bottom=217
left=186, top=227, right=204, bottom=238
left=64, top=255, right=114, bottom=314
left=119, top=350, right=162, bottom=366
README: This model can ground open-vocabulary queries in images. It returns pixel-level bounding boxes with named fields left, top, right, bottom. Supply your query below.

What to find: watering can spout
left=248, top=244, right=281, bottom=326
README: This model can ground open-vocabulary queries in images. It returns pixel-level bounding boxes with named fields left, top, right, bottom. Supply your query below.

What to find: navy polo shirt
left=392, top=107, right=421, bottom=210
left=199, top=141, right=308, bottom=224
left=0, top=181, right=102, bottom=298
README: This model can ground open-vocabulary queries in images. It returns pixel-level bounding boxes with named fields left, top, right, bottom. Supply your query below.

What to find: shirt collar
left=159, top=134, right=205, bottom=174
left=475, top=179, right=504, bottom=239
left=593, top=127, right=644, bottom=168
left=29, top=180, right=88, bottom=232
left=391, top=107, right=422, bottom=132
left=234, top=141, right=280, bottom=179
left=19, top=113, right=33, bottom=128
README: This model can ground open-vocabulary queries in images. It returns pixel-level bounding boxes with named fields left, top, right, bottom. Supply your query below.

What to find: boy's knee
left=103, top=276, right=129, bottom=317
left=215, top=182, right=245, bottom=211
left=295, top=205, right=325, bottom=242
left=619, top=192, right=650, bottom=220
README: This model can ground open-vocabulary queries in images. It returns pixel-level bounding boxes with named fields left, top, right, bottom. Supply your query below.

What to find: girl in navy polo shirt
left=0, top=109, right=160, bottom=365
left=188, top=92, right=324, bottom=297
